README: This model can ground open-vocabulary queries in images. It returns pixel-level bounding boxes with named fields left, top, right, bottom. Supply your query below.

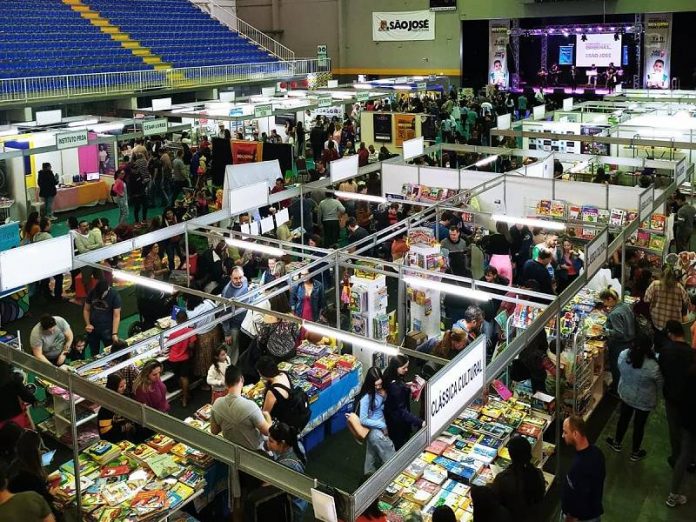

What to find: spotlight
left=581, top=34, right=587, bottom=41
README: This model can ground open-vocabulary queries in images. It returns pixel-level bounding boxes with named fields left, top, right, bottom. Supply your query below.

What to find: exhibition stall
left=0, top=115, right=191, bottom=220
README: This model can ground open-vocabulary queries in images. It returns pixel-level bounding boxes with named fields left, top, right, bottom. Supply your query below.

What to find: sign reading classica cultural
left=372, top=11, right=436, bottom=41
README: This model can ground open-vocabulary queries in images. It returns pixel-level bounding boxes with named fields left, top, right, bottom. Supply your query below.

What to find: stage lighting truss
left=510, top=23, right=642, bottom=38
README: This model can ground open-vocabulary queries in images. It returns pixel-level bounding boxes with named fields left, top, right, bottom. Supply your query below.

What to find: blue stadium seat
left=0, top=0, right=280, bottom=81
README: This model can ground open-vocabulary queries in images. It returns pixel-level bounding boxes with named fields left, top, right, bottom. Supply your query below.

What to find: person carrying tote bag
left=348, top=367, right=396, bottom=474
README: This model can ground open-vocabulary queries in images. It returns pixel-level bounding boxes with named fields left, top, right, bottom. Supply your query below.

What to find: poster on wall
left=373, top=114, right=393, bottom=142
left=372, top=11, right=435, bottom=42
left=580, top=126, right=610, bottom=155
left=395, top=114, right=416, bottom=147
left=643, top=13, right=672, bottom=89
left=488, top=20, right=510, bottom=89
left=232, top=140, right=262, bottom=164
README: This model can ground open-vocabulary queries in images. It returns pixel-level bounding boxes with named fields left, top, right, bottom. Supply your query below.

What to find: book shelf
left=349, top=273, right=389, bottom=369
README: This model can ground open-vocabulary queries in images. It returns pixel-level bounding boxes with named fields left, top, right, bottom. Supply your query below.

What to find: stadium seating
left=0, top=0, right=278, bottom=80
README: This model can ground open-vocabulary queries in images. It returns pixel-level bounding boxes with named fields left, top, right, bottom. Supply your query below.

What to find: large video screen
left=575, top=33, right=622, bottom=67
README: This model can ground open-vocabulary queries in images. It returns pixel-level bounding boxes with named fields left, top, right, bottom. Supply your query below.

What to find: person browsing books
left=0, top=465, right=54, bottom=522
left=354, top=367, right=396, bottom=474
left=210, top=364, right=271, bottom=451
left=383, top=355, right=424, bottom=450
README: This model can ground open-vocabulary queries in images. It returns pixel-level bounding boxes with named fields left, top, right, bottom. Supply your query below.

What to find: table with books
left=181, top=342, right=363, bottom=437
left=377, top=394, right=555, bottom=522
left=48, top=435, right=209, bottom=521
left=36, top=325, right=173, bottom=449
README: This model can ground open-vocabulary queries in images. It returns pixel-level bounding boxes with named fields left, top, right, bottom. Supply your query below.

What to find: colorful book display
left=48, top=433, right=207, bottom=521
left=379, top=395, right=553, bottom=521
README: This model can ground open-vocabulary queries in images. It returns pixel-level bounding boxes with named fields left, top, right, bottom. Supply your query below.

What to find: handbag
left=346, top=412, right=369, bottom=444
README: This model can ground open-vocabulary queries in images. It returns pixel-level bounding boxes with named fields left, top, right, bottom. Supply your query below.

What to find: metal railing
left=0, top=58, right=329, bottom=103
left=194, top=0, right=296, bottom=61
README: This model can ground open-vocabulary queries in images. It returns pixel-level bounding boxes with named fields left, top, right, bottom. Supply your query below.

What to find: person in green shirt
left=0, top=466, right=55, bottom=522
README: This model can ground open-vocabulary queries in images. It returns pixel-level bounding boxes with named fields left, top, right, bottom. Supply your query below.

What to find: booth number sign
left=254, top=104, right=274, bottom=118
left=356, top=92, right=370, bottom=102
left=142, top=119, right=168, bottom=137
left=317, top=95, right=332, bottom=108
left=56, top=130, right=89, bottom=150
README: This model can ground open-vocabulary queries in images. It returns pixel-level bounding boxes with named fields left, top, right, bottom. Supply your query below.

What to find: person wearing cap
left=217, top=122, right=226, bottom=139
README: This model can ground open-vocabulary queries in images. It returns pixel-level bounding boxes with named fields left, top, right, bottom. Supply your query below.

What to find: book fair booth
left=0, top=136, right=688, bottom=521
left=0, top=114, right=191, bottom=221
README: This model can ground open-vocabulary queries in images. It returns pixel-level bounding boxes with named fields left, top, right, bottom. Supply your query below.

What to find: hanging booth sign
left=427, top=336, right=486, bottom=440
left=372, top=11, right=436, bottom=42
left=639, top=188, right=654, bottom=221
left=254, top=104, right=274, bottom=118
left=395, top=114, right=416, bottom=147
left=676, top=159, right=687, bottom=185
left=231, top=140, right=262, bottom=164
left=56, top=130, right=89, bottom=150
left=488, top=20, right=510, bottom=89
left=356, top=92, right=370, bottom=102
left=644, top=13, right=672, bottom=89
left=142, top=118, right=168, bottom=136
left=416, top=82, right=427, bottom=92
left=317, top=95, right=332, bottom=108
left=585, top=229, right=608, bottom=279
left=373, top=113, right=393, bottom=142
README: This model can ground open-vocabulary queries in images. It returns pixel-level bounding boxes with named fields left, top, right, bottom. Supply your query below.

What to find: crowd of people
left=8, top=87, right=696, bottom=521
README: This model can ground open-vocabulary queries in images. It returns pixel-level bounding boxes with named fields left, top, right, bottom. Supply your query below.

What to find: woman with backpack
left=256, top=356, right=309, bottom=432
left=354, top=366, right=396, bottom=474
left=383, top=355, right=424, bottom=450
left=600, top=287, right=636, bottom=394
left=606, top=335, right=663, bottom=461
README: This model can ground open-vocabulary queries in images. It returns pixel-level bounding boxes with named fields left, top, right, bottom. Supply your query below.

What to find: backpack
left=270, top=380, right=311, bottom=432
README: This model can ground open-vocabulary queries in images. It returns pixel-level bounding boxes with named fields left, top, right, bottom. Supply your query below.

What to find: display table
left=377, top=394, right=555, bottom=521
left=53, top=181, right=109, bottom=213
left=48, top=436, right=208, bottom=521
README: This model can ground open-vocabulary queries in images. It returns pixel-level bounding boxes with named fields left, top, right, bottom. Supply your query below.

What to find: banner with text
left=488, top=20, right=510, bottom=89
left=372, top=10, right=435, bottom=42
left=395, top=114, right=416, bottom=147
left=643, top=13, right=672, bottom=90
left=231, top=140, right=262, bottom=164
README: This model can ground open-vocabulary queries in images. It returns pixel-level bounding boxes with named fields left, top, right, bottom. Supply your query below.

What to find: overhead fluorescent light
left=474, top=155, right=499, bottom=167
left=68, top=119, right=99, bottom=127
left=353, top=83, right=373, bottom=90
left=225, top=238, right=285, bottom=257
left=302, top=322, right=401, bottom=356
left=403, top=276, right=492, bottom=301
left=334, top=191, right=387, bottom=204
left=492, top=214, right=566, bottom=231
left=112, top=270, right=175, bottom=293
left=393, top=84, right=413, bottom=90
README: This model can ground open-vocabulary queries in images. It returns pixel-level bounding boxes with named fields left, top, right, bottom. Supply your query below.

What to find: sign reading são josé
left=372, top=10, right=436, bottom=42
left=428, top=336, right=486, bottom=439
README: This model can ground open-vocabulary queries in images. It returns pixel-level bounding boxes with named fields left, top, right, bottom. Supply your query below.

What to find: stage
left=509, top=85, right=614, bottom=96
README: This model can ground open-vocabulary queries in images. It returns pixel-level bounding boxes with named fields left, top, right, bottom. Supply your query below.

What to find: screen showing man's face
left=494, top=61, right=502, bottom=71
left=653, top=61, right=664, bottom=73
